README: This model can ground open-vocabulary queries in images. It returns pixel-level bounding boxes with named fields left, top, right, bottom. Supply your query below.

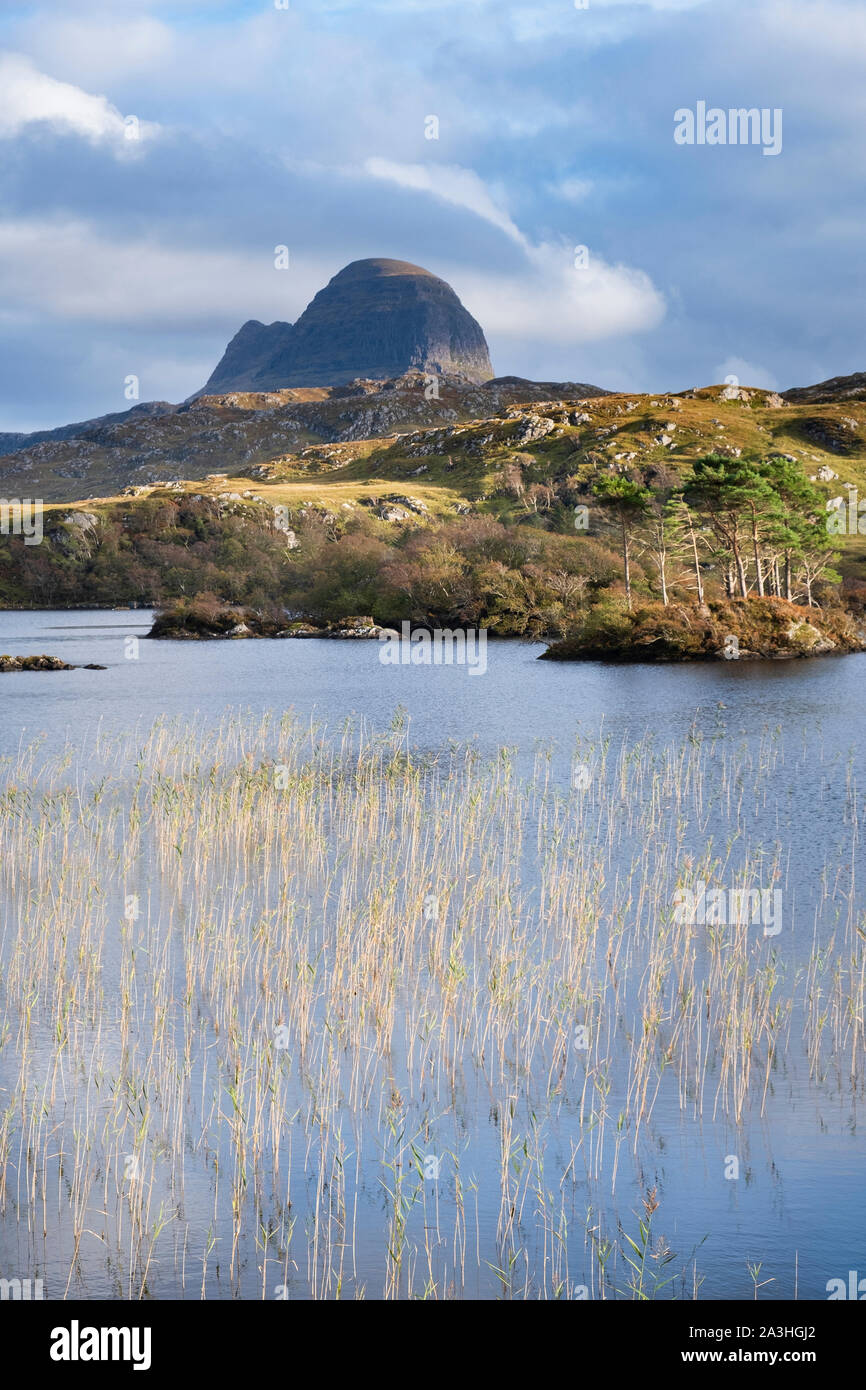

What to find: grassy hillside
left=3, top=382, right=866, bottom=658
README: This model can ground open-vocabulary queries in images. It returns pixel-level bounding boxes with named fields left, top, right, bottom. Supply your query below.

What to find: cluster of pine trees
left=592, top=453, right=840, bottom=609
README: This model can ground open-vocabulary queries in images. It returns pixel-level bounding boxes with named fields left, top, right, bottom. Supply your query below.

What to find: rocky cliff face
left=201, top=258, right=494, bottom=393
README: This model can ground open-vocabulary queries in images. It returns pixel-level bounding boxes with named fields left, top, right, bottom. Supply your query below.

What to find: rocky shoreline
left=0, top=654, right=107, bottom=672
left=147, top=608, right=390, bottom=641
left=145, top=595, right=866, bottom=663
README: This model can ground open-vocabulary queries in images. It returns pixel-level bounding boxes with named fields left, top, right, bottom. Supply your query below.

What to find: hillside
left=3, top=372, right=866, bottom=672
left=782, top=372, right=866, bottom=405
left=49, top=379, right=866, bottom=572
left=0, top=372, right=610, bottom=502
left=0, top=400, right=176, bottom=459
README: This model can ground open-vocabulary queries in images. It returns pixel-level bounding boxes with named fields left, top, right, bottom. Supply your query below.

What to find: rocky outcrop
left=201, top=258, right=494, bottom=393
left=796, top=416, right=863, bottom=455
left=148, top=601, right=390, bottom=640
left=0, top=654, right=105, bottom=671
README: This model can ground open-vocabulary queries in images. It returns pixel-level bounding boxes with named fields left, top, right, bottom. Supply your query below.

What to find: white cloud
left=714, top=356, right=780, bottom=391
left=506, top=0, right=710, bottom=44
left=364, top=157, right=665, bottom=345
left=0, top=212, right=664, bottom=351
left=455, top=243, right=665, bottom=347
left=364, top=158, right=526, bottom=246
left=545, top=176, right=594, bottom=203
left=0, top=53, right=159, bottom=147
left=763, top=0, right=866, bottom=58
left=0, top=218, right=331, bottom=329
left=11, top=16, right=174, bottom=83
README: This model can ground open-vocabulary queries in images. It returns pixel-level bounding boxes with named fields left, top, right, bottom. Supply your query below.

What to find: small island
left=540, top=596, right=864, bottom=662
left=0, top=654, right=106, bottom=672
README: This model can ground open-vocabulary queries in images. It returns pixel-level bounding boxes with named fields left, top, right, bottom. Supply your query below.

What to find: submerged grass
left=0, top=712, right=862, bottom=1298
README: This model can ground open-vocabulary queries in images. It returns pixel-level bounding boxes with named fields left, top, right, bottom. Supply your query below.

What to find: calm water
left=1, top=610, right=865, bottom=1300
left=2, top=608, right=866, bottom=761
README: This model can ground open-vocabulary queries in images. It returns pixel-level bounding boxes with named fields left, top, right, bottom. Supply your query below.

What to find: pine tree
left=592, top=474, right=650, bottom=609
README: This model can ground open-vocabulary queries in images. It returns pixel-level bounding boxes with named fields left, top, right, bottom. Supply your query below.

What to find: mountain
left=0, top=400, right=175, bottom=459
left=201, top=257, right=494, bottom=393
left=782, top=371, right=866, bottom=405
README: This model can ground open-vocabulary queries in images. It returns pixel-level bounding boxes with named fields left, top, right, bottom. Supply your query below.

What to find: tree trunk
left=751, top=506, right=765, bottom=597
left=732, top=540, right=748, bottom=598
left=621, top=515, right=632, bottom=609
left=686, top=507, right=704, bottom=604
left=784, top=552, right=792, bottom=601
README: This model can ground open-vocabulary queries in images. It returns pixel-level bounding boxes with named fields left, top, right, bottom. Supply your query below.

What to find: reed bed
left=0, top=711, right=862, bottom=1299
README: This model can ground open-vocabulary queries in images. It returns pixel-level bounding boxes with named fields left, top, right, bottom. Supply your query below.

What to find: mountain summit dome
left=202, top=257, right=493, bottom=393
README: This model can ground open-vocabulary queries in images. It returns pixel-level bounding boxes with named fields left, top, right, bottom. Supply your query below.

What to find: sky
left=0, top=0, right=864, bottom=431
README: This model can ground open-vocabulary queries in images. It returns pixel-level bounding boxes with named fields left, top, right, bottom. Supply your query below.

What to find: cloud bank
left=0, top=0, right=863, bottom=429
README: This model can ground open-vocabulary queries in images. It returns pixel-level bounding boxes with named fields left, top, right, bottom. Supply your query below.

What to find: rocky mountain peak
left=201, top=257, right=493, bottom=394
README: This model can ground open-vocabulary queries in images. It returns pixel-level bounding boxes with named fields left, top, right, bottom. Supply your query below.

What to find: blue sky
left=0, top=0, right=863, bottom=430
